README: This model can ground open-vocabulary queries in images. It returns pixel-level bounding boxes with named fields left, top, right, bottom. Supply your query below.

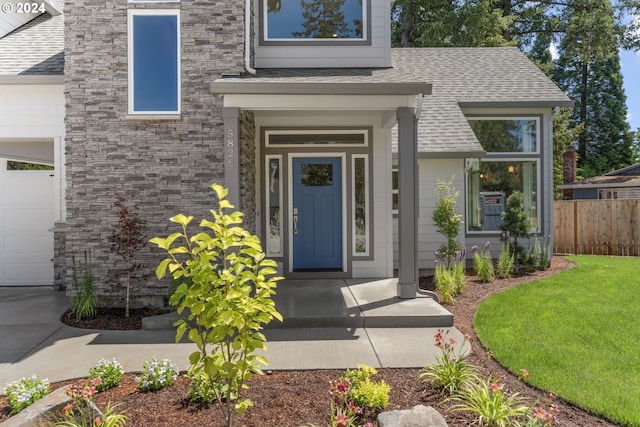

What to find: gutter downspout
left=245, top=0, right=257, bottom=75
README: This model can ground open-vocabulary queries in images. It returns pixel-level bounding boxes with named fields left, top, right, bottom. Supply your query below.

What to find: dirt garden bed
left=0, top=256, right=620, bottom=426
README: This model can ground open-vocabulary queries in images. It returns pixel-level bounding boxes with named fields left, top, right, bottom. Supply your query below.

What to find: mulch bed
left=0, top=256, right=621, bottom=426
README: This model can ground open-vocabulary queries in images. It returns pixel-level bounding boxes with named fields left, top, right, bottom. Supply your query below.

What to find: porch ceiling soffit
left=210, top=81, right=432, bottom=112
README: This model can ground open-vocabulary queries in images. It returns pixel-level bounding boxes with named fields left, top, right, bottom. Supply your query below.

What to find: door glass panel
left=354, top=156, right=367, bottom=254
left=269, top=133, right=365, bottom=145
left=301, top=164, right=333, bottom=186
left=267, top=156, right=282, bottom=256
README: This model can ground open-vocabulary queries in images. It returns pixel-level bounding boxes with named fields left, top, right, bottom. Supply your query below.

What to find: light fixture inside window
left=508, top=165, right=515, bottom=173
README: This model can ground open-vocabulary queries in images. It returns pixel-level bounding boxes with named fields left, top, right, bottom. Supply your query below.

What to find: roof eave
left=44, top=0, right=63, bottom=15
left=418, top=150, right=486, bottom=159
left=558, top=181, right=640, bottom=189
left=391, top=150, right=486, bottom=159
left=210, top=81, right=433, bottom=96
left=459, top=100, right=574, bottom=108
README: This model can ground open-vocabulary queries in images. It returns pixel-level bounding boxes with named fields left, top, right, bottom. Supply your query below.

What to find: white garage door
left=0, top=160, right=54, bottom=286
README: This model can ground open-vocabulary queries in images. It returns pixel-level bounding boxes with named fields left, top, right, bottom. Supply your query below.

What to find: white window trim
left=127, top=9, right=181, bottom=115
left=265, top=129, right=368, bottom=148
left=352, top=154, right=369, bottom=257
left=465, top=158, right=541, bottom=234
left=262, top=0, right=368, bottom=43
left=467, top=117, right=540, bottom=155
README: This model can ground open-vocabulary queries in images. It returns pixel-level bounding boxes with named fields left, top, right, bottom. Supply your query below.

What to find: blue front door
left=292, top=157, right=342, bottom=270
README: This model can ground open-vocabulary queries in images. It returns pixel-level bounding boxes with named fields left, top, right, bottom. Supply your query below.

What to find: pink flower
left=490, top=382, right=504, bottom=393
left=62, top=402, right=75, bottom=416
left=93, top=416, right=103, bottom=426
left=334, top=412, right=349, bottom=427
left=519, top=368, right=531, bottom=378
left=347, top=400, right=361, bottom=414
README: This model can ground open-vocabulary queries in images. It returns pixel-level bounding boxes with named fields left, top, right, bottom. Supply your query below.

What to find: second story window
left=128, top=10, right=180, bottom=114
left=263, top=0, right=367, bottom=42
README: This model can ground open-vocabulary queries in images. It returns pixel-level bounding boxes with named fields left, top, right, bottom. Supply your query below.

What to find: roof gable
left=216, top=47, right=571, bottom=155
left=0, top=1, right=64, bottom=76
left=605, top=163, right=640, bottom=176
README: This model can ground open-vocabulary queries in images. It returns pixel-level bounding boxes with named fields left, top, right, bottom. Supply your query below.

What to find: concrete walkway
left=0, top=281, right=469, bottom=387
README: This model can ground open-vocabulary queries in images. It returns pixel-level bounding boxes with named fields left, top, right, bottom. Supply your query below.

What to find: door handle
left=293, top=215, right=298, bottom=234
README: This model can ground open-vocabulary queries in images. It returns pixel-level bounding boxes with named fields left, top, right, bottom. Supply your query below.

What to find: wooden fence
left=553, top=199, right=640, bottom=256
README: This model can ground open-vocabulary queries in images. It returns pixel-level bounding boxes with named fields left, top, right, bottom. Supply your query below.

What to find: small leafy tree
left=151, top=184, right=283, bottom=427
left=432, top=177, right=463, bottom=268
left=110, top=194, right=147, bottom=318
left=69, top=250, right=97, bottom=320
left=500, top=191, right=531, bottom=273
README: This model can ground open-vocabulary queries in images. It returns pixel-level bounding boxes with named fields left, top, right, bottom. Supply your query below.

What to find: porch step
left=142, top=278, right=453, bottom=330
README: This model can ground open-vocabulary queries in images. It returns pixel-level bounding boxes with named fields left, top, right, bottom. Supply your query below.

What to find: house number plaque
left=226, top=129, right=236, bottom=167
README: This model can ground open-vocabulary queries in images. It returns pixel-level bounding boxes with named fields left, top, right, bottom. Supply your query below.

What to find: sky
left=621, top=49, right=640, bottom=132
left=550, top=44, right=640, bottom=133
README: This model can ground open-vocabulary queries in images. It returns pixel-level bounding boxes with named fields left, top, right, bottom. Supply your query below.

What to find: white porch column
left=396, top=107, right=419, bottom=299
left=222, top=107, right=240, bottom=209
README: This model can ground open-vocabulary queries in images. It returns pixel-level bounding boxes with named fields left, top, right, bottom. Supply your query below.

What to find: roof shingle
left=219, top=47, right=572, bottom=154
left=0, top=9, right=64, bottom=76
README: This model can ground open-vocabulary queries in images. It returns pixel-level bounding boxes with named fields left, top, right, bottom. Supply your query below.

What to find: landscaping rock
left=0, top=387, right=101, bottom=427
left=378, top=404, right=448, bottom=427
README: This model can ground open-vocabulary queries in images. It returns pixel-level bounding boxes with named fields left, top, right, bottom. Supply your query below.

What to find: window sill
left=126, top=114, right=181, bottom=121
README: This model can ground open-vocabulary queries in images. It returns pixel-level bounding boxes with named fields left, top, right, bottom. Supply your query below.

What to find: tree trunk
left=400, top=0, right=415, bottom=47
left=578, top=60, right=589, bottom=165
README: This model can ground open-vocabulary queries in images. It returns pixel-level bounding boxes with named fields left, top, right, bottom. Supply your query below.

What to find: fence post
left=573, top=201, right=578, bottom=255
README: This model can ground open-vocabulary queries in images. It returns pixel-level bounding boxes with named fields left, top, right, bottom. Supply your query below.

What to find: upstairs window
left=128, top=10, right=180, bottom=114
left=263, top=0, right=367, bottom=42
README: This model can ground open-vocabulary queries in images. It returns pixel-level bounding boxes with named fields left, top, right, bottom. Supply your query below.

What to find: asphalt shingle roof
left=0, top=10, right=64, bottom=75
left=221, top=47, right=572, bottom=154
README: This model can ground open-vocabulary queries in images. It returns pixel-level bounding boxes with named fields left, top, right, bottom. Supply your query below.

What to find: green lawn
left=474, top=255, right=640, bottom=427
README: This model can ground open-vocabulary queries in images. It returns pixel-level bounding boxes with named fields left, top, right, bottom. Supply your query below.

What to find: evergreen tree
left=554, top=0, right=634, bottom=176
left=632, top=128, right=640, bottom=162
left=391, top=0, right=514, bottom=47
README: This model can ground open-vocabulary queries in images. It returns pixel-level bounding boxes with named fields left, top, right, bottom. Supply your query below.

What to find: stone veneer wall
left=239, top=110, right=256, bottom=234
left=63, top=0, right=246, bottom=307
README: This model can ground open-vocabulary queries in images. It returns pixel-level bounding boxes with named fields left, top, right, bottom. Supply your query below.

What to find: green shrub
left=349, top=378, right=390, bottom=411
left=500, top=192, right=531, bottom=272
left=344, top=365, right=390, bottom=411
left=69, top=251, right=97, bottom=320
left=420, top=329, right=477, bottom=395
left=473, top=242, right=494, bottom=283
left=496, top=240, right=514, bottom=279
left=89, top=358, right=124, bottom=392
left=434, top=263, right=456, bottom=304
left=452, top=259, right=467, bottom=295
left=135, top=358, right=178, bottom=392
left=186, top=366, right=222, bottom=404
left=432, top=177, right=463, bottom=268
left=151, top=183, right=283, bottom=427
left=449, top=376, right=529, bottom=427
left=3, top=375, right=50, bottom=414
